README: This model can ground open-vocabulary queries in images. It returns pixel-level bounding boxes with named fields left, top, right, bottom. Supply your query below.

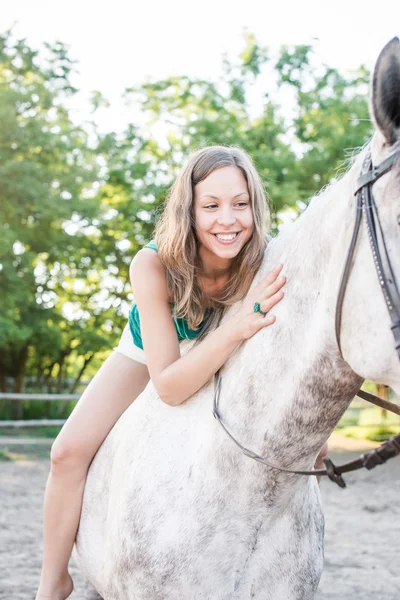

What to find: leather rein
left=213, top=147, right=400, bottom=488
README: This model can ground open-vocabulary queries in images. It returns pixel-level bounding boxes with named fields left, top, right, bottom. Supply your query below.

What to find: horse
left=74, top=38, right=400, bottom=599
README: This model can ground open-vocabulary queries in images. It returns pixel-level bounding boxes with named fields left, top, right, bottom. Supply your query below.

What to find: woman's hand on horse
left=228, top=265, right=285, bottom=341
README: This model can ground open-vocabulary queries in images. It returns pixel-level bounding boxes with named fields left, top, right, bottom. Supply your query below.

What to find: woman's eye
left=204, top=201, right=248, bottom=209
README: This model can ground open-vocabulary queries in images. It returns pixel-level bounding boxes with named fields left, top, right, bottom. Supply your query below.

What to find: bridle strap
left=364, top=183, right=400, bottom=357
left=213, top=370, right=400, bottom=488
left=336, top=148, right=400, bottom=360
left=354, top=151, right=400, bottom=195
left=213, top=371, right=328, bottom=477
left=334, top=185, right=364, bottom=355
left=356, top=388, right=400, bottom=415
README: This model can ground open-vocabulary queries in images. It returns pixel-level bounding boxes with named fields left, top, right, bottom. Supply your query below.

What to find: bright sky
left=3, top=0, right=399, bottom=131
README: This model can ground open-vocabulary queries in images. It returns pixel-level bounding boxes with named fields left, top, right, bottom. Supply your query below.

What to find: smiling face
left=193, top=165, right=254, bottom=272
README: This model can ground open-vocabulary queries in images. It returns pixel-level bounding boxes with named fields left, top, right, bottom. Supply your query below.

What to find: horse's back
left=75, top=377, right=324, bottom=599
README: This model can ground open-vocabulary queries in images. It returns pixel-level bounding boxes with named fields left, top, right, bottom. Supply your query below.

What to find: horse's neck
left=219, top=163, right=364, bottom=464
left=255, top=169, right=356, bottom=359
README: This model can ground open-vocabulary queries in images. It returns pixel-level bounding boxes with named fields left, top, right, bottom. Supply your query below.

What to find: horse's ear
left=371, top=37, right=400, bottom=145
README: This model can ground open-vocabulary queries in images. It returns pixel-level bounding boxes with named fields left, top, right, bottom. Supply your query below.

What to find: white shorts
left=114, top=324, right=147, bottom=365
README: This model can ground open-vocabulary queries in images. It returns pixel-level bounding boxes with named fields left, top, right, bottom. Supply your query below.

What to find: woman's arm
left=130, top=249, right=284, bottom=406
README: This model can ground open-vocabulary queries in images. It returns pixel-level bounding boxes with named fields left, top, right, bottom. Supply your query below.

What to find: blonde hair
left=154, top=146, right=271, bottom=335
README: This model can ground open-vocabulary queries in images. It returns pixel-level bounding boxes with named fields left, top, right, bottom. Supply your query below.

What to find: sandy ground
left=0, top=439, right=399, bottom=599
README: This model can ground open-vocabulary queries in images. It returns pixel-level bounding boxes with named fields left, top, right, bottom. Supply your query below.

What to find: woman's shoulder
left=130, top=243, right=169, bottom=302
left=130, top=244, right=162, bottom=276
left=131, top=240, right=160, bottom=265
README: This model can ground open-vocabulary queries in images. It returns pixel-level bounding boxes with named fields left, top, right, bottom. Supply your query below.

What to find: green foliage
left=274, top=45, right=371, bottom=200
left=0, top=425, right=62, bottom=438
left=337, top=402, right=400, bottom=442
left=0, top=31, right=102, bottom=410
left=0, top=449, right=13, bottom=461
left=339, top=425, right=400, bottom=442
left=0, top=445, right=50, bottom=460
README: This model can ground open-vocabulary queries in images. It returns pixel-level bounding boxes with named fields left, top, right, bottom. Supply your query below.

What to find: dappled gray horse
left=74, top=39, right=400, bottom=600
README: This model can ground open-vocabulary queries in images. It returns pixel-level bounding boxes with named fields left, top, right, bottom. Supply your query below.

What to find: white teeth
left=215, top=233, right=238, bottom=241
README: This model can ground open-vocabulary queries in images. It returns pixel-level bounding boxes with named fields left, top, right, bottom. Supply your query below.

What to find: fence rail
left=0, top=393, right=79, bottom=401
left=0, top=419, right=66, bottom=427
left=3, top=393, right=396, bottom=405
left=0, top=393, right=399, bottom=432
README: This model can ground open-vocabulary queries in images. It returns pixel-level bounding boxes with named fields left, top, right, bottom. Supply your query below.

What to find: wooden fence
left=0, top=393, right=79, bottom=401
left=0, top=393, right=399, bottom=430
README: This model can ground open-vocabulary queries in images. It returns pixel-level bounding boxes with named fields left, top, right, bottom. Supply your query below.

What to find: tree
left=0, top=31, right=99, bottom=413
left=275, top=44, right=372, bottom=201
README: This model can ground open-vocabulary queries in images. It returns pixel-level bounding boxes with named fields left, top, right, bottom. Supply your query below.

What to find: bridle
left=335, top=147, right=400, bottom=360
left=213, top=145, right=400, bottom=488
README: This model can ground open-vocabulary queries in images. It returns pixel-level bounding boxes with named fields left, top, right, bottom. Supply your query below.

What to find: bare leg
left=35, top=352, right=149, bottom=600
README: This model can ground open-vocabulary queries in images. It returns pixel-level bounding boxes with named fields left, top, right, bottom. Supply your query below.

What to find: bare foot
left=35, top=573, right=74, bottom=600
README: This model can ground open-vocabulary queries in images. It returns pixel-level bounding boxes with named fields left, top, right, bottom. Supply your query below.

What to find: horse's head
left=339, top=37, right=400, bottom=394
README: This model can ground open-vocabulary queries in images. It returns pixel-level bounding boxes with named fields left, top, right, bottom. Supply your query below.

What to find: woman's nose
left=217, top=208, right=236, bottom=226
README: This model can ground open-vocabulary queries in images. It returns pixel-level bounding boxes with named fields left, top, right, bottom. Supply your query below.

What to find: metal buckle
left=323, top=457, right=346, bottom=488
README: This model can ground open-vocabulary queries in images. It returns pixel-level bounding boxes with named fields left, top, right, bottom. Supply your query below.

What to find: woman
left=36, top=145, right=297, bottom=599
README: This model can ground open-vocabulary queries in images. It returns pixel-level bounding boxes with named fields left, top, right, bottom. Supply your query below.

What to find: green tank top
left=128, top=240, right=206, bottom=350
